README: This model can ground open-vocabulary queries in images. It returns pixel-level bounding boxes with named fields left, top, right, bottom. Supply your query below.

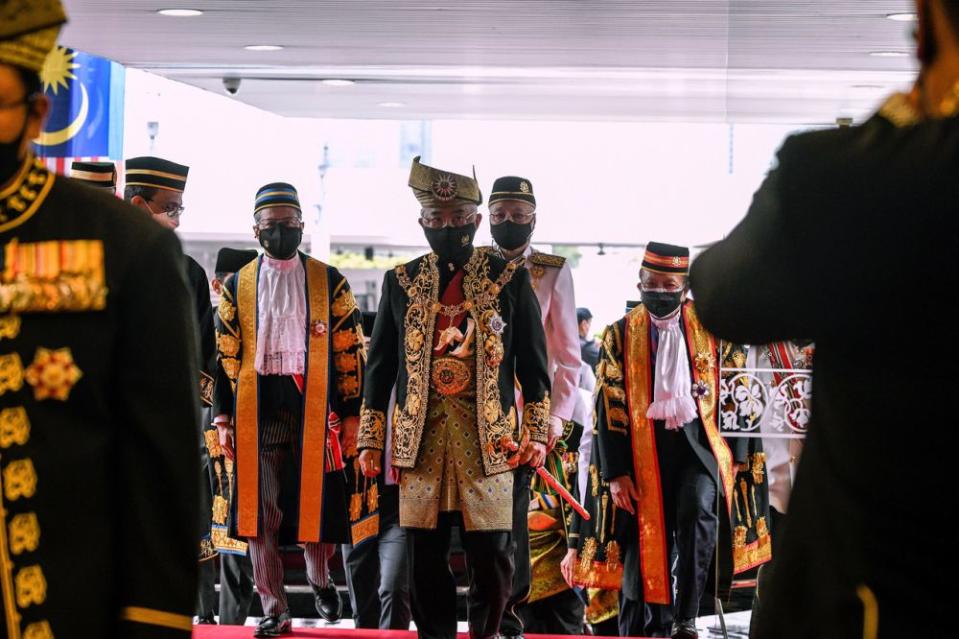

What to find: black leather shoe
left=196, top=614, right=216, bottom=625
left=671, top=618, right=698, bottom=639
left=254, top=612, right=292, bottom=637
left=312, top=584, right=343, bottom=622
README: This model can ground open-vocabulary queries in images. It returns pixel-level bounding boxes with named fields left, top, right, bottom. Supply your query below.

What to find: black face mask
left=641, top=289, right=685, bottom=319
left=491, top=221, right=533, bottom=251
left=424, top=223, right=476, bottom=263
left=259, top=225, right=302, bottom=259
left=0, top=112, right=30, bottom=184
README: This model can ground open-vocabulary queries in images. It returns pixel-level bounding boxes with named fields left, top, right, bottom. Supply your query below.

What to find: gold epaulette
left=530, top=252, right=566, bottom=268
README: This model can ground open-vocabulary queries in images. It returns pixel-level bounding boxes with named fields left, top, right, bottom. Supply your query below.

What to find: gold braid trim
left=523, top=397, right=551, bottom=444
left=358, top=402, right=386, bottom=450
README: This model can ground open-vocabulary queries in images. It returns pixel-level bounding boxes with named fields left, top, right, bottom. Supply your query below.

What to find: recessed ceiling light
left=378, top=101, right=405, bottom=108
left=157, top=8, right=203, bottom=17
left=886, top=12, right=917, bottom=22
left=244, top=44, right=284, bottom=52
left=321, top=79, right=356, bottom=87
left=869, top=51, right=909, bottom=57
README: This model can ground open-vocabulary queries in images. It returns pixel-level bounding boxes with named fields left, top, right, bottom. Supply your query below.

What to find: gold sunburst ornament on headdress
left=40, top=45, right=77, bottom=95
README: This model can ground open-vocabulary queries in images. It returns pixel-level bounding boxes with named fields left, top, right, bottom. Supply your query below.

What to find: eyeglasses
left=148, top=200, right=186, bottom=219
left=420, top=212, right=476, bottom=229
left=639, top=284, right=686, bottom=294
left=256, top=218, right=303, bottom=230
left=489, top=210, right=535, bottom=224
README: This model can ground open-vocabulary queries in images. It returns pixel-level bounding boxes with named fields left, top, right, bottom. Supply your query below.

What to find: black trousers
left=219, top=552, right=255, bottom=625
left=409, top=512, right=513, bottom=639
left=518, top=588, right=585, bottom=635
left=498, top=464, right=533, bottom=636
left=343, top=486, right=412, bottom=630
left=621, top=428, right=718, bottom=637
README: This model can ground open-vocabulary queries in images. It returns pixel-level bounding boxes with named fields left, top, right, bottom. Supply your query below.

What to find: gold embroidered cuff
left=358, top=404, right=386, bottom=450
left=523, top=397, right=551, bottom=444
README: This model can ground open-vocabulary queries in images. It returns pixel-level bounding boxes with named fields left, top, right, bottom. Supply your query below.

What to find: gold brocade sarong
left=528, top=506, right=570, bottom=603
left=399, top=384, right=513, bottom=532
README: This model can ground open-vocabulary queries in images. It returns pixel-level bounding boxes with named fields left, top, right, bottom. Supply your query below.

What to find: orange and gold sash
left=234, top=257, right=331, bottom=542
left=624, top=303, right=733, bottom=604
left=298, top=259, right=330, bottom=542
left=235, top=260, right=260, bottom=538
left=623, top=306, right=670, bottom=605
left=683, top=305, right=735, bottom=514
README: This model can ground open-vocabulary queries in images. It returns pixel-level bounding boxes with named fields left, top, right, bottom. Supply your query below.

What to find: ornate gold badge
left=430, top=357, right=471, bottom=396
left=694, top=351, right=716, bottom=375
left=519, top=181, right=530, bottom=194
left=25, top=347, right=82, bottom=401
left=311, top=320, right=328, bottom=337
left=431, top=173, right=458, bottom=201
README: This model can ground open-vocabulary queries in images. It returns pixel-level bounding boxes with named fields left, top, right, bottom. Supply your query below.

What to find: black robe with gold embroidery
left=0, top=157, right=200, bottom=638
left=358, top=248, right=551, bottom=528
left=569, top=302, right=754, bottom=606
left=212, top=253, right=365, bottom=545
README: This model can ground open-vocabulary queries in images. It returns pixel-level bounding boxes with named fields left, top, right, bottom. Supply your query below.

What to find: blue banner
left=34, top=47, right=124, bottom=159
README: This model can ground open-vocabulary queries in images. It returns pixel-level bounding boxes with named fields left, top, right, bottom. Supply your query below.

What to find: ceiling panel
left=59, top=0, right=919, bottom=122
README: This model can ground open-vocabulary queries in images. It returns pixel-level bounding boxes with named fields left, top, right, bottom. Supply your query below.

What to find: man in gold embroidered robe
left=565, top=243, right=749, bottom=639
left=358, top=157, right=551, bottom=639
left=212, top=183, right=364, bottom=637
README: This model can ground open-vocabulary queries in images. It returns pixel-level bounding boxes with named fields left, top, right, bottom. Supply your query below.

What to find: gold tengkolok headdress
left=0, top=0, right=67, bottom=73
left=408, top=156, right=483, bottom=207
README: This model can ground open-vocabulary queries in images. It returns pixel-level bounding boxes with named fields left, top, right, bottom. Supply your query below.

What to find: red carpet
left=191, top=628, right=650, bottom=639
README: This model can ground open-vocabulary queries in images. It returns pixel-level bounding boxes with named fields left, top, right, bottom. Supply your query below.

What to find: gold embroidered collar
left=0, top=155, right=54, bottom=234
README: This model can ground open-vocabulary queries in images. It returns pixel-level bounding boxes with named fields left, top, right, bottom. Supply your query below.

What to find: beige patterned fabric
left=399, top=391, right=513, bottom=532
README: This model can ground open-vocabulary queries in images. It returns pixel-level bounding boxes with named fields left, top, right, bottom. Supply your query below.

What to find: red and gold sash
left=235, top=257, right=330, bottom=542
left=624, top=303, right=733, bottom=604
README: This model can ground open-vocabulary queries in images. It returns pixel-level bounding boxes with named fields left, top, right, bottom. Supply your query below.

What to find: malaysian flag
left=34, top=47, right=124, bottom=180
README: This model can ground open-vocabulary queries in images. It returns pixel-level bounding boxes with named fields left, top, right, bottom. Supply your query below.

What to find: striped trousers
left=249, top=416, right=334, bottom=616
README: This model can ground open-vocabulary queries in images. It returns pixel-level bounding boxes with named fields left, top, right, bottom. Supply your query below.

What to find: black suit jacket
left=0, top=160, right=200, bottom=638
left=690, top=103, right=956, bottom=637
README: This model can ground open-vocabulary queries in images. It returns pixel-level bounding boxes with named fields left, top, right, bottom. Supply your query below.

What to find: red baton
left=535, top=466, right=590, bottom=521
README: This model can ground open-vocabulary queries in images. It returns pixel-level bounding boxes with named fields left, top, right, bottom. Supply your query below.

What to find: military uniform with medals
left=1, top=4, right=201, bottom=637
left=486, top=176, right=586, bottom=636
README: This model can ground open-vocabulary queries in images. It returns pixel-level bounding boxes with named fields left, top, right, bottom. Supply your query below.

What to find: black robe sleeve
left=185, top=255, right=216, bottom=400
left=115, top=231, right=200, bottom=637
left=212, top=274, right=240, bottom=419
left=358, top=271, right=400, bottom=451
left=511, top=267, right=551, bottom=443
left=595, top=320, right=633, bottom=481
left=329, top=268, right=365, bottom=419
